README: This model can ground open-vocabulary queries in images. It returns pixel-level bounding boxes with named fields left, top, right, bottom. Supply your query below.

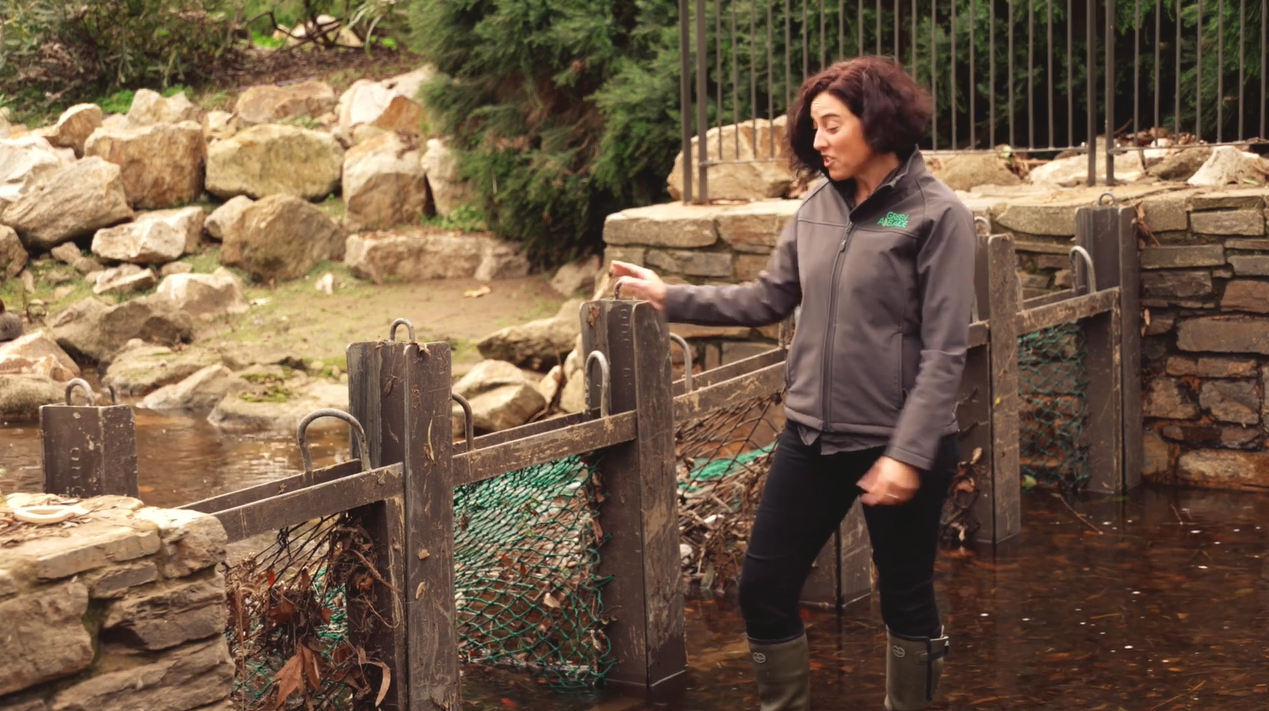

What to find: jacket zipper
left=821, top=223, right=854, bottom=428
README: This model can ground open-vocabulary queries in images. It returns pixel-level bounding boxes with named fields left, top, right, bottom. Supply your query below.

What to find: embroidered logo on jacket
left=878, top=212, right=909, bottom=228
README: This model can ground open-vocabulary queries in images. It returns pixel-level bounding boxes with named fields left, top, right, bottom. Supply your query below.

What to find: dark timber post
left=41, top=380, right=138, bottom=499
left=838, top=503, right=871, bottom=604
left=402, top=341, right=460, bottom=710
left=1076, top=200, right=1142, bottom=491
left=959, top=233, right=997, bottom=545
left=345, top=330, right=412, bottom=711
left=583, top=300, right=688, bottom=691
left=987, top=234, right=1021, bottom=543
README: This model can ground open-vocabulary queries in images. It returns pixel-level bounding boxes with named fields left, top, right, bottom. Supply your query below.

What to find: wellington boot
left=883, top=627, right=950, bottom=711
left=749, top=634, right=810, bottom=711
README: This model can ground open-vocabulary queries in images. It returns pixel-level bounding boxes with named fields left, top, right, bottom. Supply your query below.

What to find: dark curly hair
left=786, top=56, right=932, bottom=176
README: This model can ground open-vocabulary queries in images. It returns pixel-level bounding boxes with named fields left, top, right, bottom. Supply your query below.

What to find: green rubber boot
left=749, top=634, right=810, bottom=711
left=883, top=627, right=950, bottom=711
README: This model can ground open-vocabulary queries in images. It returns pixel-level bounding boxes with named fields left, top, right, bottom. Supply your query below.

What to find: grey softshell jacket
left=663, top=149, right=976, bottom=471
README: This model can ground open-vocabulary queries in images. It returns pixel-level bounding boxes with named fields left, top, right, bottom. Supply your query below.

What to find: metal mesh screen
left=1017, top=322, right=1091, bottom=493
left=674, top=390, right=785, bottom=595
left=452, top=454, right=613, bottom=690
left=225, top=515, right=388, bottom=711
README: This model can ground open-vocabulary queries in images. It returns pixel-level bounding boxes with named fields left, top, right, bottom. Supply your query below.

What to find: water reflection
left=0, top=409, right=343, bottom=508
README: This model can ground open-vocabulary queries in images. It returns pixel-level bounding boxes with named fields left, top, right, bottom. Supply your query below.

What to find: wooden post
left=345, top=340, right=410, bottom=711
left=987, top=234, right=1021, bottom=543
left=402, top=342, right=460, bottom=710
left=41, top=396, right=138, bottom=499
left=956, top=341, right=995, bottom=544
left=584, top=300, right=688, bottom=691
left=1076, top=203, right=1141, bottom=491
left=1080, top=304, right=1125, bottom=495
left=838, top=502, right=871, bottom=605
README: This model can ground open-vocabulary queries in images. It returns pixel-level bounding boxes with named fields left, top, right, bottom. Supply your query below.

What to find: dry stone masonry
left=0, top=494, right=232, bottom=711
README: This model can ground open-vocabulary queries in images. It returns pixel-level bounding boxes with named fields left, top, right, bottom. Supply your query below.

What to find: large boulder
left=549, top=256, right=599, bottom=297
left=0, top=330, right=80, bottom=381
left=1187, top=146, right=1267, bottom=188
left=49, top=296, right=194, bottom=363
left=103, top=341, right=222, bottom=396
left=1, top=157, right=133, bottom=250
left=202, top=110, right=238, bottom=142
left=140, top=364, right=232, bottom=410
left=381, top=66, right=435, bottom=103
left=0, top=374, right=62, bottom=417
left=451, top=360, right=547, bottom=433
left=667, top=118, right=792, bottom=200
left=220, top=195, right=344, bottom=282
left=1, top=225, right=27, bottom=279
left=1027, top=149, right=1145, bottom=187
left=336, top=80, right=395, bottom=134
left=204, top=196, right=253, bottom=242
left=420, top=139, right=470, bottom=217
left=369, top=96, right=426, bottom=135
left=50, top=242, right=103, bottom=276
left=205, top=124, right=344, bottom=201
left=45, top=104, right=103, bottom=157
left=83, top=122, right=206, bottom=209
left=91, top=206, right=205, bottom=265
left=0, top=136, right=67, bottom=211
left=344, top=229, right=529, bottom=284
left=154, top=268, right=249, bottom=320
left=234, top=81, right=337, bottom=126
left=930, top=153, right=1022, bottom=191
left=126, top=89, right=203, bottom=127
left=477, top=300, right=582, bottom=370
left=90, top=264, right=158, bottom=295
left=1147, top=147, right=1212, bottom=181
left=208, top=373, right=349, bottom=433
left=342, top=133, right=430, bottom=232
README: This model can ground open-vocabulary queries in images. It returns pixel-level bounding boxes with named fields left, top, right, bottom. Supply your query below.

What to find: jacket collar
left=830, top=147, right=925, bottom=217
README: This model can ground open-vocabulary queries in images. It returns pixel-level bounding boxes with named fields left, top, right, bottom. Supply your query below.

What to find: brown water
left=3, top=416, right=1267, bottom=710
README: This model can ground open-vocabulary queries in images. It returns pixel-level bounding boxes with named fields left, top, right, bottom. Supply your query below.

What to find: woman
left=611, top=56, right=975, bottom=711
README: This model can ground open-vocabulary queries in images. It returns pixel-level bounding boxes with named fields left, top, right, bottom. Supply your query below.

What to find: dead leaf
left=464, top=285, right=492, bottom=298
left=417, top=548, right=430, bottom=560
left=369, top=660, right=392, bottom=707
left=543, top=591, right=562, bottom=609
left=271, top=653, right=304, bottom=709
left=415, top=582, right=426, bottom=599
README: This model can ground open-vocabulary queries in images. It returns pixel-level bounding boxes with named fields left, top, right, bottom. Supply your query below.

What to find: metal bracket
left=451, top=393, right=475, bottom=452
left=585, top=351, right=612, bottom=419
left=389, top=318, right=416, bottom=343
left=1070, top=245, right=1098, bottom=294
left=297, top=409, right=371, bottom=474
left=668, top=333, right=694, bottom=392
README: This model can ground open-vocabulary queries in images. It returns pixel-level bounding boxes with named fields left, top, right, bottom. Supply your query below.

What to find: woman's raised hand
left=609, top=261, right=667, bottom=313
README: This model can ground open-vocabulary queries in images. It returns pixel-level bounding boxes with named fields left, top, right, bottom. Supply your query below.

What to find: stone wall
left=601, top=183, right=1269, bottom=491
left=0, top=494, right=232, bottom=711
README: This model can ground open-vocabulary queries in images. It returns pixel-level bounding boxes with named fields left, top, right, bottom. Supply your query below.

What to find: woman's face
left=810, top=92, right=874, bottom=182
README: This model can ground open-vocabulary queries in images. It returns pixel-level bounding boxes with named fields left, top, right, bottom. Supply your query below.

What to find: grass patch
left=421, top=205, right=485, bottom=233
left=238, top=369, right=295, bottom=403
left=316, top=195, right=347, bottom=221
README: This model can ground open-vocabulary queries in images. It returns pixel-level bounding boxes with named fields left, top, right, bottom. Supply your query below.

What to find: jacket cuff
left=662, top=284, right=692, bottom=321
left=883, top=442, right=935, bottom=472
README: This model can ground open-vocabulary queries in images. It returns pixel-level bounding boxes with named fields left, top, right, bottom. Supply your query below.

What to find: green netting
left=453, top=453, right=613, bottom=690
left=1017, top=322, right=1091, bottom=492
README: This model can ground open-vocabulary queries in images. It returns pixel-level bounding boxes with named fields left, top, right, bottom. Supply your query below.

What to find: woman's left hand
left=859, top=456, right=920, bottom=506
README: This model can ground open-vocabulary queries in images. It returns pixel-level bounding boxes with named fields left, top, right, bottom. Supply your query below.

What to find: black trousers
left=738, top=422, right=958, bottom=643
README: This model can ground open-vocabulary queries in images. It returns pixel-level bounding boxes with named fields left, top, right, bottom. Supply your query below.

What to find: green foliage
left=407, top=0, right=680, bottom=266
left=0, top=0, right=233, bottom=118
left=96, top=89, right=137, bottom=115
left=422, top=205, right=487, bottom=233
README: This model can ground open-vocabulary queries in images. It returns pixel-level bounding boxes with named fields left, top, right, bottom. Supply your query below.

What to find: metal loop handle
left=971, top=293, right=980, bottom=323
left=389, top=318, right=416, bottom=343
left=1069, top=246, right=1098, bottom=294
left=297, top=409, right=372, bottom=474
left=973, top=216, right=991, bottom=234
left=64, top=379, right=95, bottom=406
left=107, top=385, right=118, bottom=406
left=585, top=351, right=611, bottom=419
left=1098, top=191, right=1119, bottom=206
left=451, top=393, right=475, bottom=453
left=668, top=333, right=694, bottom=392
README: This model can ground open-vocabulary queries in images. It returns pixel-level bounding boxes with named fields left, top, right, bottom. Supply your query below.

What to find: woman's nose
left=812, top=130, right=827, bottom=150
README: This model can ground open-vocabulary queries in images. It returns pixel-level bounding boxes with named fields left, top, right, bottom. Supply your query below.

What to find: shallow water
left=3, top=415, right=1267, bottom=710
left=462, top=486, right=1269, bottom=711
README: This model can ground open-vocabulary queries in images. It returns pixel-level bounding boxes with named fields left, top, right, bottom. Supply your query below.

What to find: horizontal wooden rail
left=1022, top=289, right=1078, bottom=310
left=208, top=463, right=405, bottom=542
left=1015, top=288, right=1119, bottom=336
left=183, top=459, right=364, bottom=515
left=452, top=411, right=637, bottom=487
left=673, top=347, right=786, bottom=395
left=673, top=360, right=785, bottom=422
left=466, top=412, right=588, bottom=451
